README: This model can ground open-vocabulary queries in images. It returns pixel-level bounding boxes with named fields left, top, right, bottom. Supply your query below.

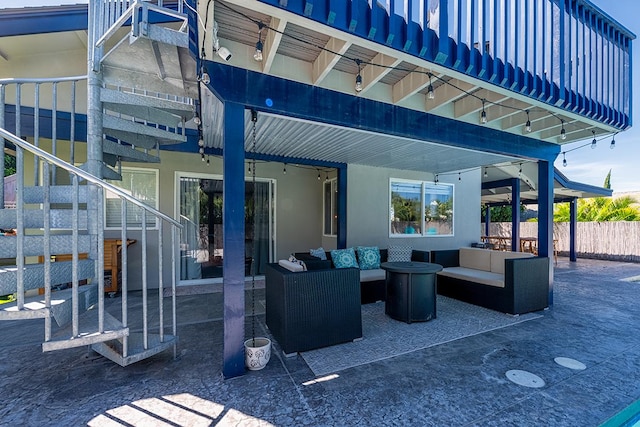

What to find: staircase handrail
left=0, top=76, right=88, bottom=85
left=0, top=127, right=182, bottom=229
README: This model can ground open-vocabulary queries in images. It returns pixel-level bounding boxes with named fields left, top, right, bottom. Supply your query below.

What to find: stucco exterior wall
left=346, top=164, right=481, bottom=251
left=116, top=151, right=324, bottom=289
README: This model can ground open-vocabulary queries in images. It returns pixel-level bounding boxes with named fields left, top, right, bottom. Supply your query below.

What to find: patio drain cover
left=505, top=370, right=545, bottom=388
left=554, top=357, right=586, bottom=370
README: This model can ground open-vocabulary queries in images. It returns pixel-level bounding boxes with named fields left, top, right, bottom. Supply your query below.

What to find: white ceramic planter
left=244, top=337, right=271, bottom=370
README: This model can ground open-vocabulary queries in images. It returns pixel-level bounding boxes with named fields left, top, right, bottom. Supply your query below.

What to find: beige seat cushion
left=360, top=269, right=385, bottom=282
left=490, top=251, right=534, bottom=274
left=459, top=247, right=492, bottom=272
left=438, top=267, right=505, bottom=288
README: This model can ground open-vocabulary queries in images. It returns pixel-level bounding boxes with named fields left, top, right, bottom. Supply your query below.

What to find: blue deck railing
left=257, top=0, right=634, bottom=130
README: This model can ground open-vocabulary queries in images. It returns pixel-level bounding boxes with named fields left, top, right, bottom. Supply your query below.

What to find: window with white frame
left=105, top=168, right=158, bottom=229
left=323, top=178, right=338, bottom=236
left=390, top=179, right=454, bottom=237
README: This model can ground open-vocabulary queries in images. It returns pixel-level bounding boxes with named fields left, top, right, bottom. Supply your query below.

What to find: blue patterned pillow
left=309, top=247, right=327, bottom=260
left=356, top=246, right=381, bottom=270
left=388, top=245, right=413, bottom=262
left=330, top=248, right=359, bottom=269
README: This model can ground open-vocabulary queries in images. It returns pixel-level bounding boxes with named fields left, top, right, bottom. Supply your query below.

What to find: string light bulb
left=518, top=164, right=522, bottom=177
left=354, top=59, right=363, bottom=93
left=317, top=170, right=321, bottom=180
left=484, top=167, right=488, bottom=178
left=560, top=120, right=566, bottom=140
left=610, top=135, right=616, bottom=149
left=193, top=113, right=201, bottom=126
left=254, top=22, right=264, bottom=62
left=458, top=173, right=461, bottom=181
left=591, top=130, right=597, bottom=149
left=199, top=71, right=210, bottom=85
left=198, top=137, right=205, bottom=147
left=480, top=100, right=487, bottom=124
left=427, top=73, right=435, bottom=100
left=562, top=152, right=567, bottom=167
left=525, top=110, right=531, bottom=132
left=283, top=163, right=287, bottom=174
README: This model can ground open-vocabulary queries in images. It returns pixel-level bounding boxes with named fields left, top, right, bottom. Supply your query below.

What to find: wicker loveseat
left=295, top=248, right=430, bottom=304
left=430, top=247, right=550, bottom=315
left=265, top=262, right=362, bottom=355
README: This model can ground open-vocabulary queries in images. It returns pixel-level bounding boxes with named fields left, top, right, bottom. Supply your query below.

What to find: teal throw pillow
left=309, top=247, right=327, bottom=260
left=388, top=245, right=413, bottom=262
left=330, top=248, right=359, bottom=269
left=356, top=246, right=381, bottom=270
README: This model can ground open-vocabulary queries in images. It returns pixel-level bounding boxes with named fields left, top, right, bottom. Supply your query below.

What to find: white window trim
left=389, top=178, right=455, bottom=238
left=174, top=171, right=277, bottom=286
left=322, top=178, right=338, bottom=237
left=105, top=167, right=159, bottom=230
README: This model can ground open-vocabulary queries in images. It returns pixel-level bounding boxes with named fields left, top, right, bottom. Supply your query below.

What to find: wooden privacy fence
left=482, top=222, right=640, bottom=263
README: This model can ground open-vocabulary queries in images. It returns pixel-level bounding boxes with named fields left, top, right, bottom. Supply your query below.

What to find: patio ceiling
left=201, top=0, right=620, bottom=163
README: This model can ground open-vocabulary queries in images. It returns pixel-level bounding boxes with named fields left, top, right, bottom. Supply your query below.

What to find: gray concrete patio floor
left=2, top=257, right=640, bottom=426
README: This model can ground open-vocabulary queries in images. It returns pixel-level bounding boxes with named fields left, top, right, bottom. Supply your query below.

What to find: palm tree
left=554, top=171, right=640, bottom=221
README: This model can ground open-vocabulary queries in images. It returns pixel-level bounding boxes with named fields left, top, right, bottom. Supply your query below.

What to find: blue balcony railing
left=257, top=0, right=634, bottom=130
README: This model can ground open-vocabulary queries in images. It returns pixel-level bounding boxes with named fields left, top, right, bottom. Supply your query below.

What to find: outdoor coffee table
left=380, top=261, right=443, bottom=324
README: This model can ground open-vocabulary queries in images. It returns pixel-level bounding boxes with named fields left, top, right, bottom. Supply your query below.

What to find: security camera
left=217, top=47, right=232, bottom=62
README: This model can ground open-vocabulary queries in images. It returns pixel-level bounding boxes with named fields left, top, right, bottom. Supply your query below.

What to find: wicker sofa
left=430, top=247, right=550, bottom=315
left=265, top=262, right=362, bottom=355
left=295, top=248, right=430, bottom=304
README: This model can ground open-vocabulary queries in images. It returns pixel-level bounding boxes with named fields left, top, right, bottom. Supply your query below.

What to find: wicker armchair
left=265, top=263, right=362, bottom=355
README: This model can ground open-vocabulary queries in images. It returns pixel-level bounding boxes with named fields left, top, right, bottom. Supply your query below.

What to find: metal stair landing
left=92, top=332, right=177, bottom=367
left=100, top=22, right=197, bottom=99
left=43, top=310, right=129, bottom=352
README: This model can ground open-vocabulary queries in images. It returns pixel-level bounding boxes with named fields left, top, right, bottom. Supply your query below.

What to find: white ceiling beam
left=358, top=53, right=402, bottom=95
left=454, top=89, right=509, bottom=119
left=559, top=127, right=608, bottom=145
left=425, top=79, right=476, bottom=112
left=494, top=163, right=536, bottom=191
left=530, top=115, right=571, bottom=136
left=313, top=37, right=351, bottom=85
left=262, top=17, right=287, bottom=74
left=485, top=99, right=530, bottom=124
left=392, top=67, right=433, bottom=103
left=539, top=119, right=580, bottom=141
left=501, top=109, right=545, bottom=131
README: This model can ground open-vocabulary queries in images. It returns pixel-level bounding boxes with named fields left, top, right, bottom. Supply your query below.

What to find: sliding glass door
left=177, top=174, right=274, bottom=282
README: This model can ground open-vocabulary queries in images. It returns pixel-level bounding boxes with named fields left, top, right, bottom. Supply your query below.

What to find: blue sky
left=556, top=0, right=639, bottom=193
left=2, top=0, right=638, bottom=192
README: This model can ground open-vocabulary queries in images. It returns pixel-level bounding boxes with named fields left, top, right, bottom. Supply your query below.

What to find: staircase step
left=102, top=139, right=161, bottom=164
left=0, top=284, right=96, bottom=326
left=101, top=88, right=192, bottom=123
left=76, top=163, right=122, bottom=181
left=139, top=24, right=189, bottom=49
left=102, top=115, right=186, bottom=144
left=23, top=185, right=89, bottom=204
left=0, top=208, right=88, bottom=230
left=91, top=332, right=176, bottom=366
left=43, top=310, right=129, bottom=352
left=0, top=259, right=95, bottom=295
left=0, top=234, right=91, bottom=258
